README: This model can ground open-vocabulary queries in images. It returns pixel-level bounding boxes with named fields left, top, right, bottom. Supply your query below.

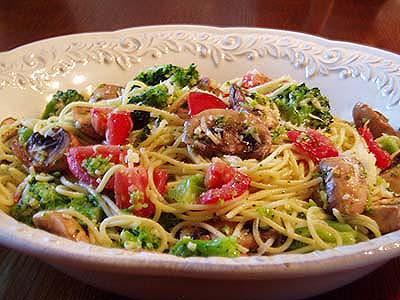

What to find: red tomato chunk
left=188, top=92, right=227, bottom=116
left=287, top=129, right=339, bottom=162
left=199, top=160, right=251, bottom=205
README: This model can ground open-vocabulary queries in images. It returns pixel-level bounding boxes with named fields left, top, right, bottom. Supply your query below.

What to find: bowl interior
left=0, top=25, right=399, bottom=277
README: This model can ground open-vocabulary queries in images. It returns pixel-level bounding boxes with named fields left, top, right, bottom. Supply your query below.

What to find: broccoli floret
left=11, top=181, right=104, bottom=225
left=41, top=89, right=85, bottom=119
left=167, top=174, right=205, bottom=204
left=82, top=155, right=114, bottom=177
left=134, top=64, right=199, bottom=88
left=171, top=237, right=240, bottom=258
left=273, top=83, right=333, bottom=129
left=135, top=64, right=180, bottom=86
left=11, top=181, right=67, bottom=225
left=70, top=194, right=105, bottom=223
left=170, top=63, right=199, bottom=88
left=120, top=225, right=161, bottom=250
left=128, top=84, right=169, bottom=109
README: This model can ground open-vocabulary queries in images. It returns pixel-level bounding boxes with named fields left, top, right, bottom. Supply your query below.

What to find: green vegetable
left=377, top=135, right=400, bottom=154
left=134, top=64, right=199, bottom=88
left=167, top=174, right=205, bottom=204
left=171, top=237, right=240, bottom=258
left=170, top=63, right=199, bottom=88
left=135, top=64, right=180, bottom=86
left=82, top=155, right=114, bottom=177
left=11, top=181, right=104, bottom=225
left=18, top=126, right=33, bottom=145
left=120, top=225, right=161, bottom=250
left=41, top=89, right=85, bottom=119
left=128, top=84, right=169, bottom=109
left=324, top=220, right=354, bottom=233
left=271, top=126, right=288, bottom=144
left=256, top=207, right=274, bottom=219
left=292, top=222, right=356, bottom=249
left=273, top=83, right=333, bottom=129
left=69, top=195, right=104, bottom=223
left=308, top=199, right=318, bottom=208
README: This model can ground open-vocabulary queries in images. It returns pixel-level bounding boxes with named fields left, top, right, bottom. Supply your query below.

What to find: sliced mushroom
left=90, top=84, right=122, bottom=103
left=12, top=127, right=73, bottom=172
left=381, top=164, right=400, bottom=194
left=319, top=156, right=369, bottom=215
left=367, top=203, right=400, bottom=234
left=33, top=212, right=89, bottom=242
left=229, top=84, right=279, bottom=130
left=72, top=106, right=101, bottom=139
left=229, top=84, right=246, bottom=111
left=196, top=77, right=223, bottom=96
left=183, top=109, right=272, bottom=160
left=352, top=102, right=399, bottom=138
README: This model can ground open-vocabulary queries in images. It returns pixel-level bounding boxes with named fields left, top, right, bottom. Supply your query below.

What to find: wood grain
left=0, top=0, right=399, bottom=299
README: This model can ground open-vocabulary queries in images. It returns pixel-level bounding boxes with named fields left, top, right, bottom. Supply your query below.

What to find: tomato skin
left=358, top=127, right=391, bottom=169
left=199, top=171, right=251, bottom=205
left=106, top=111, right=134, bottom=145
left=199, top=161, right=251, bottom=205
left=91, top=107, right=113, bottom=136
left=205, top=160, right=236, bottom=189
left=188, top=92, right=227, bottom=116
left=241, top=70, right=270, bottom=89
left=66, top=145, right=125, bottom=188
left=287, top=129, right=339, bottom=162
left=114, top=166, right=155, bottom=218
left=153, top=169, right=168, bottom=196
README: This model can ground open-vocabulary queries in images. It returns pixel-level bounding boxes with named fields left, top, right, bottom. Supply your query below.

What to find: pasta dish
left=0, top=64, right=399, bottom=257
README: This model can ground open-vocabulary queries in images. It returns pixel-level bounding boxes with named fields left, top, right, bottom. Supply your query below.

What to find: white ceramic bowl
left=0, top=25, right=399, bottom=300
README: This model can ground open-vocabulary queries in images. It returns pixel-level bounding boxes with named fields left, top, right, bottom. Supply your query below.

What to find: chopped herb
left=120, top=225, right=161, bottom=250
left=257, top=207, right=274, bottom=219
left=82, top=156, right=114, bottom=177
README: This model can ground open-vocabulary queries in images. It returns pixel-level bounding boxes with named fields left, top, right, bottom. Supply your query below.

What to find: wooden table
left=0, top=0, right=399, bottom=299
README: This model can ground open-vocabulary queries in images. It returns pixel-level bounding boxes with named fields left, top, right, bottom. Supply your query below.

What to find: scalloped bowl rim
left=0, top=25, right=399, bottom=280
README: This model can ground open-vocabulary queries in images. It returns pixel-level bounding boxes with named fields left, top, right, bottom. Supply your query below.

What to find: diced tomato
left=199, top=161, right=251, bottom=205
left=66, top=145, right=126, bottom=188
left=205, top=160, right=236, bottom=189
left=91, top=107, right=113, bottom=136
left=106, top=111, right=134, bottom=145
left=241, top=70, right=270, bottom=89
left=153, top=169, right=168, bottom=196
left=287, top=129, right=339, bottom=162
left=114, top=166, right=155, bottom=218
left=188, top=92, right=227, bottom=116
left=358, top=127, right=391, bottom=169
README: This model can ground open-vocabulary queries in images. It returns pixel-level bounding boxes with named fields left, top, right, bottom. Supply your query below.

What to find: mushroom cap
left=183, top=108, right=271, bottom=160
